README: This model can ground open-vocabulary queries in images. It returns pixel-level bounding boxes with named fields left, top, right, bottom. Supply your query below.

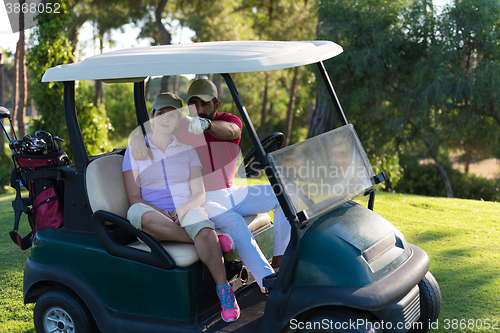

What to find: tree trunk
left=173, top=75, right=179, bottom=95
left=156, top=0, right=171, bottom=45
left=463, top=144, right=472, bottom=174
left=0, top=47, right=4, bottom=152
left=259, top=73, right=270, bottom=139
left=69, top=25, right=82, bottom=63
left=12, top=37, right=19, bottom=140
left=156, top=0, right=171, bottom=94
left=428, top=147, right=454, bottom=198
left=213, top=74, right=223, bottom=98
left=17, top=25, right=27, bottom=138
left=308, top=83, right=334, bottom=138
left=160, top=76, right=169, bottom=93
left=267, top=102, right=274, bottom=134
left=284, top=67, right=300, bottom=146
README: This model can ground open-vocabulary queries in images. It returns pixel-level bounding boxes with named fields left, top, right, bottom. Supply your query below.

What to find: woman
left=122, top=92, right=239, bottom=323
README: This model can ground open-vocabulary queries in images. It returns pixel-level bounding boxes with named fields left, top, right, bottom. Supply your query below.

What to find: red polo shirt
left=174, top=112, right=242, bottom=191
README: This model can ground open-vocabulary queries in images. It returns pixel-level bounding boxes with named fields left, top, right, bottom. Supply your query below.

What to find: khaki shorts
left=127, top=203, right=214, bottom=240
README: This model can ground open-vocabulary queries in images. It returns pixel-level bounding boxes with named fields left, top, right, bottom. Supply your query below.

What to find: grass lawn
left=0, top=182, right=499, bottom=332
left=0, top=191, right=35, bottom=333
left=372, top=192, right=500, bottom=332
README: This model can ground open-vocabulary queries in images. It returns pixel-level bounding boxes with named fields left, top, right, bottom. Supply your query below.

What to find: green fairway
left=0, top=192, right=35, bottom=333
left=0, top=186, right=499, bottom=332
left=372, top=192, right=500, bottom=332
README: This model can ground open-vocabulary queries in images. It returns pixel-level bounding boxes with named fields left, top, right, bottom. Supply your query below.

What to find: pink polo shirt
left=173, top=112, right=242, bottom=191
left=122, top=135, right=202, bottom=211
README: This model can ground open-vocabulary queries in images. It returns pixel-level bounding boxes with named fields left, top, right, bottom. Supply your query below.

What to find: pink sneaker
left=217, top=284, right=240, bottom=322
left=216, top=230, right=235, bottom=253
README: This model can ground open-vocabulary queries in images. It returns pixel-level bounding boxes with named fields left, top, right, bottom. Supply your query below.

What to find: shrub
left=105, top=83, right=136, bottom=138
left=0, top=150, right=13, bottom=194
left=396, top=154, right=500, bottom=201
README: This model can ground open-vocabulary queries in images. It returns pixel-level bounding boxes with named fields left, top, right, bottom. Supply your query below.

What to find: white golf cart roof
left=42, top=40, right=343, bottom=83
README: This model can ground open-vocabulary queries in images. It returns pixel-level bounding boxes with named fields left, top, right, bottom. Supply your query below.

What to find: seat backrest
left=86, top=155, right=130, bottom=219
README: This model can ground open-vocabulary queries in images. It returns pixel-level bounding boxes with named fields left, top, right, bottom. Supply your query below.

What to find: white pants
left=202, top=184, right=291, bottom=288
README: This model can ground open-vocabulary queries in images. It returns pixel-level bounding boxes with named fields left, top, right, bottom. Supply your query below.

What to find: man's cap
left=152, top=93, right=183, bottom=113
left=187, top=79, right=218, bottom=102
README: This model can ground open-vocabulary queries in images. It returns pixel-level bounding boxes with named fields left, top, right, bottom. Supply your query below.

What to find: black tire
left=297, top=307, right=380, bottom=333
left=34, top=286, right=98, bottom=333
left=409, top=271, right=442, bottom=333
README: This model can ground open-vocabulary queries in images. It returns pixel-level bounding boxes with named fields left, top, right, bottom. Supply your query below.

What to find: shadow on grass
left=407, top=229, right=460, bottom=244
left=0, top=196, right=31, bottom=275
left=432, top=249, right=499, bottom=320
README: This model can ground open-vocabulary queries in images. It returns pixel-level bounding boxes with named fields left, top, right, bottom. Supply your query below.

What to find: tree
left=16, top=17, right=27, bottom=138
left=313, top=0, right=408, bottom=189
left=0, top=47, right=4, bottom=152
left=27, top=0, right=111, bottom=158
left=394, top=0, right=500, bottom=197
left=156, top=0, right=172, bottom=93
left=443, top=0, right=500, bottom=128
left=242, top=0, right=316, bottom=145
left=395, top=0, right=457, bottom=197
left=9, top=0, right=29, bottom=139
left=66, top=0, right=149, bottom=105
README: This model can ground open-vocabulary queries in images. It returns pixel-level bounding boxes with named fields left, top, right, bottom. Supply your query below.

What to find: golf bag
left=10, top=147, right=70, bottom=250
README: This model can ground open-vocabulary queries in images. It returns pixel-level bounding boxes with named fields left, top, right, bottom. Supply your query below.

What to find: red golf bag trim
left=10, top=148, right=69, bottom=250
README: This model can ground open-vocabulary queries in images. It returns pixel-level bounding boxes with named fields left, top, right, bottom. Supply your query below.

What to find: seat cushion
left=86, top=155, right=273, bottom=268
left=128, top=241, right=200, bottom=267
left=128, top=214, right=272, bottom=267
left=86, top=155, right=130, bottom=219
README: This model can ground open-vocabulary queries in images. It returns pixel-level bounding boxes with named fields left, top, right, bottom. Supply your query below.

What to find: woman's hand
left=130, top=135, right=154, bottom=160
left=174, top=207, right=187, bottom=225
left=163, top=210, right=179, bottom=224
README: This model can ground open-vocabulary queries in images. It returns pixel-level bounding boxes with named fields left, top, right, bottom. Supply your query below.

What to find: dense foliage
left=27, top=0, right=110, bottom=158
left=3, top=0, right=496, bottom=200
left=314, top=0, right=500, bottom=199
left=396, top=154, right=500, bottom=201
left=0, top=150, right=11, bottom=194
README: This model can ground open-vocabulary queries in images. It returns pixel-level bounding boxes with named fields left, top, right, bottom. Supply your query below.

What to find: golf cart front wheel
left=34, top=286, right=98, bottom=333
left=297, top=307, right=380, bottom=333
left=409, top=271, right=442, bottom=333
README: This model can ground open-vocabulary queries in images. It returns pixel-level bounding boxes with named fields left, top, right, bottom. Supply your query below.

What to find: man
left=132, top=79, right=290, bottom=290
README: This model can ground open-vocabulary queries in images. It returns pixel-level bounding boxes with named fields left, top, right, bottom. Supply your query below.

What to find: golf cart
left=19, top=41, right=441, bottom=333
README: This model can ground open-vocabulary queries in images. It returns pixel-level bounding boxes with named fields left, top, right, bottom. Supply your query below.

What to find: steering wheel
left=238, top=132, right=284, bottom=178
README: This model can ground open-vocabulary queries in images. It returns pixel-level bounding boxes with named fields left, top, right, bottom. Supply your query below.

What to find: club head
left=35, top=130, right=52, bottom=139
left=0, top=106, right=11, bottom=120
left=9, top=140, right=23, bottom=151
left=33, top=138, right=46, bottom=147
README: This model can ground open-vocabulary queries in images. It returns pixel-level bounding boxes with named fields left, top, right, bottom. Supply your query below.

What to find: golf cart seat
left=85, top=154, right=271, bottom=268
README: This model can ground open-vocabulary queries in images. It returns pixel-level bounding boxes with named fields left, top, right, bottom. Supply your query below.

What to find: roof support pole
left=222, top=73, right=300, bottom=295
left=317, top=61, right=348, bottom=126
left=63, top=81, right=88, bottom=172
left=221, top=73, right=298, bottom=227
left=134, top=81, right=150, bottom=130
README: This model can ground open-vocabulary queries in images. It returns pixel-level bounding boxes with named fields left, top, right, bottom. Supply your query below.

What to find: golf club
left=0, top=106, right=18, bottom=141
left=35, top=130, right=53, bottom=147
left=32, top=138, right=47, bottom=154
left=0, top=106, right=13, bottom=142
left=9, top=140, right=23, bottom=152
left=53, top=136, right=63, bottom=150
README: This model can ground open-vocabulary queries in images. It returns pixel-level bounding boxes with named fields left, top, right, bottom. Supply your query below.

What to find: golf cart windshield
left=267, top=124, right=374, bottom=220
